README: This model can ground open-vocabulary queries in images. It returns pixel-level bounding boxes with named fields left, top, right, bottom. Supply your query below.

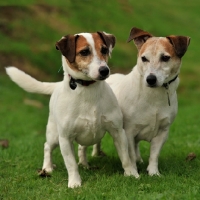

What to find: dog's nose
left=99, top=66, right=109, bottom=77
left=146, top=74, right=157, bottom=86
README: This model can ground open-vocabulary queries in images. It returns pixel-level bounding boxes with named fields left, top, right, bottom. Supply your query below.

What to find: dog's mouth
left=147, top=84, right=157, bottom=88
left=97, top=74, right=109, bottom=81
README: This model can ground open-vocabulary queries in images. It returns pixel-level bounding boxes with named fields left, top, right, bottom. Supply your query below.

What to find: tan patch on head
left=67, top=35, right=92, bottom=72
left=75, top=35, right=89, bottom=53
left=92, top=33, right=109, bottom=62
left=139, top=37, right=176, bottom=57
left=159, top=38, right=177, bottom=57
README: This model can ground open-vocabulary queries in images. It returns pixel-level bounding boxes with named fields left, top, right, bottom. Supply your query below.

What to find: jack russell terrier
left=6, top=31, right=139, bottom=188
left=103, top=27, right=190, bottom=176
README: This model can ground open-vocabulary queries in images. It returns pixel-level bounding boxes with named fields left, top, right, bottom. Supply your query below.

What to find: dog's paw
left=124, top=169, right=140, bottom=179
left=78, top=161, right=89, bottom=169
left=147, top=166, right=160, bottom=176
left=38, top=169, right=51, bottom=177
left=42, top=164, right=56, bottom=173
left=68, top=181, right=82, bottom=188
left=68, top=177, right=82, bottom=188
left=43, top=167, right=53, bottom=173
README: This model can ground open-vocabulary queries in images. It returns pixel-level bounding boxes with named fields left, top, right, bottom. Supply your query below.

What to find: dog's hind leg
left=92, top=143, right=100, bottom=156
left=92, top=142, right=106, bottom=157
left=78, top=145, right=89, bottom=168
left=135, top=141, right=143, bottom=163
left=42, top=119, right=59, bottom=173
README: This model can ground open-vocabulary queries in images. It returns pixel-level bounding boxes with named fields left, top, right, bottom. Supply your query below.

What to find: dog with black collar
left=6, top=31, right=139, bottom=188
left=103, top=27, right=190, bottom=176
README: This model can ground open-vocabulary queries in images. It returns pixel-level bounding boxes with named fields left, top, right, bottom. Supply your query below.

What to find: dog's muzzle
left=146, top=74, right=157, bottom=87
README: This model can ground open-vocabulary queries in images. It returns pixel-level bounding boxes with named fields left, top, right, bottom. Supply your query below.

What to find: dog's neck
left=162, top=75, right=178, bottom=89
left=68, top=74, right=96, bottom=90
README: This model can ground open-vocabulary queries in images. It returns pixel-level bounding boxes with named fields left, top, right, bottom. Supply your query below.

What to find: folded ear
left=55, top=35, right=79, bottom=63
left=166, top=35, right=190, bottom=58
left=127, top=27, right=153, bottom=50
left=97, top=31, right=116, bottom=49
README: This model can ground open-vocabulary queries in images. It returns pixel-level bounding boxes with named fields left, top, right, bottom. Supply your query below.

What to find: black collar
left=162, top=75, right=178, bottom=106
left=68, top=74, right=96, bottom=90
left=162, top=75, right=178, bottom=89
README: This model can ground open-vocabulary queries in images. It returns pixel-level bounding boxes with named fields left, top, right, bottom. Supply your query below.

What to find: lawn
left=1, top=0, right=200, bottom=199
left=1, top=78, right=200, bottom=199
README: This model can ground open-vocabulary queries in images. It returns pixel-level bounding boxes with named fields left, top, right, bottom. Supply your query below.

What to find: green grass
left=1, top=76, right=200, bottom=199
left=1, top=0, right=200, bottom=199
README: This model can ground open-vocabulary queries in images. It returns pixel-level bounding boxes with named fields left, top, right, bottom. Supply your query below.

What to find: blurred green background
left=1, top=0, right=200, bottom=105
left=1, top=1, right=200, bottom=199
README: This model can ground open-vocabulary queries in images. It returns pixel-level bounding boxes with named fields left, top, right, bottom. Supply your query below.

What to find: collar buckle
left=68, top=74, right=96, bottom=90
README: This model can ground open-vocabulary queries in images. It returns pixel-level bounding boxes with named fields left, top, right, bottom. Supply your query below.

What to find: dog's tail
left=6, top=66, right=61, bottom=95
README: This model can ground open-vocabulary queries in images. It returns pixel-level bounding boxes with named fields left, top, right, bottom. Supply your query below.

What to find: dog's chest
left=134, top=111, right=171, bottom=142
left=53, top=83, right=122, bottom=146
left=131, top=94, right=178, bottom=142
left=58, top=101, right=112, bottom=146
left=73, top=112, right=108, bottom=146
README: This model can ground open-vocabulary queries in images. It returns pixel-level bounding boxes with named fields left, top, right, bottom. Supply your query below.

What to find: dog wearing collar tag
left=6, top=31, right=139, bottom=188
left=101, top=27, right=190, bottom=177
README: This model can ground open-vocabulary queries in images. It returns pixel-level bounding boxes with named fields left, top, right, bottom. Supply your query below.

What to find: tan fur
left=92, top=33, right=109, bottom=62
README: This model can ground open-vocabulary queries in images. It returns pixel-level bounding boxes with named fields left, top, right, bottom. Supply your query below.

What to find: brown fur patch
left=92, top=33, right=109, bottom=62
left=67, top=35, right=92, bottom=72
left=139, top=37, right=176, bottom=57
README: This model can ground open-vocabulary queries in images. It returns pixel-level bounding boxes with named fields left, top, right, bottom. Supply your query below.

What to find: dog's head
left=55, top=32, right=115, bottom=81
left=127, top=27, right=190, bottom=87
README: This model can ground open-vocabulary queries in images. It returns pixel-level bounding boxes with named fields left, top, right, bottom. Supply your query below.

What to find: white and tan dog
left=103, top=27, right=190, bottom=176
left=6, top=32, right=138, bottom=188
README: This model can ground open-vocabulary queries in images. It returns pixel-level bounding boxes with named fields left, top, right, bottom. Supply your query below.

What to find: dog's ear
left=166, top=35, right=190, bottom=58
left=97, top=31, right=116, bottom=52
left=55, top=35, right=79, bottom=63
left=127, top=27, right=153, bottom=50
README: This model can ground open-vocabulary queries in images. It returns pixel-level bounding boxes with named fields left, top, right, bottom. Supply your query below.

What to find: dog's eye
left=79, top=49, right=90, bottom=56
left=141, top=56, right=149, bottom=62
left=161, top=55, right=170, bottom=62
left=101, top=47, right=109, bottom=55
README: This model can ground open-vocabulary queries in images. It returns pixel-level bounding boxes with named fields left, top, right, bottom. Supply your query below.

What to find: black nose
left=146, top=74, right=157, bottom=86
left=99, top=66, right=109, bottom=77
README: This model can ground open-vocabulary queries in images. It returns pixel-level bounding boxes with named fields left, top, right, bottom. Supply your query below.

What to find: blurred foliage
left=0, top=0, right=200, bottom=95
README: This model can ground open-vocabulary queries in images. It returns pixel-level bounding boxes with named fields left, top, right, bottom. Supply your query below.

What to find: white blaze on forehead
left=152, top=37, right=162, bottom=54
left=77, top=33, right=97, bottom=55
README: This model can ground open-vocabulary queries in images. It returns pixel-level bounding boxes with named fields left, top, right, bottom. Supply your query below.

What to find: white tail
left=6, top=67, right=61, bottom=95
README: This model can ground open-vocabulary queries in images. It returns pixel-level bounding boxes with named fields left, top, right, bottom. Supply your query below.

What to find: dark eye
left=79, top=49, right=90, bottom=56
left=141, top=56, right=149, bottom=62
left=161, top=55, right=170, bottom=62
left=101, top=47, right=109, bottom=55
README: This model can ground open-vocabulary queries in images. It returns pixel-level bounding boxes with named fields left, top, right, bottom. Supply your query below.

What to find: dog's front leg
left=147, top=128, right=169, bottom=176
left=59, top=135, right=81, bottom=188
left=125, top=127, right=139, bottom=171
left=110, top=128, right=139, bottom=178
